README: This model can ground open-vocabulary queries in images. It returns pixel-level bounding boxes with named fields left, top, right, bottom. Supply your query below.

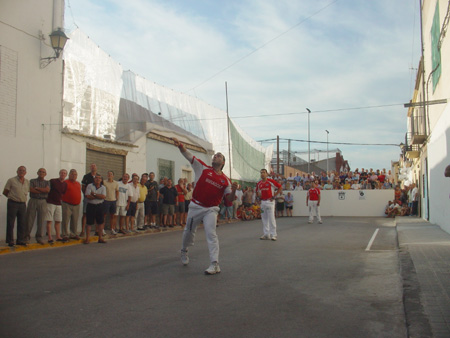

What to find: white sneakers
left=181, top=250, right=220, bottom=275
left=204, top=262, right=221, bottom=275
left=181, top=250, right=189, bottom=266
left=260, top=234, right=277, bottom=241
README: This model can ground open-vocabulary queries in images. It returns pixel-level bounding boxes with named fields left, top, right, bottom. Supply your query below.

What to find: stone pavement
left=397, top=216, right=450, bottom=338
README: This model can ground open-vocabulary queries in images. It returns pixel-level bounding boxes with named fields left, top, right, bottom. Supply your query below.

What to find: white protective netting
left=63, top=29, right=272, bottom=181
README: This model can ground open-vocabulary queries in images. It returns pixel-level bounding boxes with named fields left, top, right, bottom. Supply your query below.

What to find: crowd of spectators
left=384, top=183, right=419, bottom=218
left=2, top=164, right=195, bottom=246
left=3, top=164, right=414, bottom=247
left=277, top=168, right=395, bottom=191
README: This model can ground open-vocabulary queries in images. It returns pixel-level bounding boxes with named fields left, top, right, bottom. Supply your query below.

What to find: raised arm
left=172, top=137, right=193, bottom=163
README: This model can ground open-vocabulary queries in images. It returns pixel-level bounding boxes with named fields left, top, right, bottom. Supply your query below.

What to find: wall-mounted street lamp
left=40, top=28, right=69, bottom=68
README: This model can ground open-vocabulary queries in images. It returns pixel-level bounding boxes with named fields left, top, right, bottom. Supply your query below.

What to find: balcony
left=409, top=110, right=427, bottom=145
left=402, top=133, right=421, bottom=159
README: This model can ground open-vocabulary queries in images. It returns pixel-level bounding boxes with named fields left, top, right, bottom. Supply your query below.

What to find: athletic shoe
left=204, top=262, right=221, bottom=275
left=318, top=220, right=323, bottom=224
left=181, top=250, right=189, bottom=266
left=110, top=229, right=117, bottom=235
left=260, top=235, right=270, bottom=240
left=271, top=236, right=277, bottom=241
left=102, top=230, right=107, bottom=236
left=137, top=226, right=145, bottom=231
left=308, top=220, right=313, bottom=224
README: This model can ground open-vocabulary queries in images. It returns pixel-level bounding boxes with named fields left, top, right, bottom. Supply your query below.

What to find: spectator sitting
left=351, top=180, right=361, bottom=190
left=323, top=180, right=333, bottom=190
left=294, top=181, right=304, bottom=191
left=382, top=180, right=391, bottom=189
left=251, top=203, right=261, bottom=219
left=304, top=181, right=311, bottom=190
left=386, top=200, right=402, bottom=218
left=361, top=180, right=371, bottom=190
left=333, top=180, right=342, bottom=190
left=343, top=179, right=351, bottom=190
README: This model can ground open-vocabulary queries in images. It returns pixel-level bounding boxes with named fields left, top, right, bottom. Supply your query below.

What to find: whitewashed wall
left=428, top=104, right=450, bottom=233
left=289, top=190, right=394, bottom=217
left=146, top=138, right=211, bottom=181
left=0, top=0, right=65, bottom=242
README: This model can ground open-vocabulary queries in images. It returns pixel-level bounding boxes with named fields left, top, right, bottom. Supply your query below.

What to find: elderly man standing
left=85, top=173, right=107, bottom=244
left=3, top=166, right=30, bottom=246
left=46, top=169, right=68, bottom=243
left=61, top=169, right=82, bottom=240
left=26, top=168, right=50, bottom=245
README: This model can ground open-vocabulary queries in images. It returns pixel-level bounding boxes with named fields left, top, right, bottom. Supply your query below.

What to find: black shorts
left=145, top=200, right=158, bottom=215
left=276, top=202, right=285, bottom=211
left=184, top=200, right=191, bottom=211
left=103, top=200, right=117, bottom=215
left=126, top=202, right=137, bottom=217
left=86, top=203, right=105, bottom=225
left=286, top=206, right=293, bottom=210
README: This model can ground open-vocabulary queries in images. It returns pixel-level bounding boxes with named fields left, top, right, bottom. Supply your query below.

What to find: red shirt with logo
left=188, top=156, right=232, bottom=208
left=308, top=188, right=320, bottom=201
left=256, top=178, right=281, bottom=200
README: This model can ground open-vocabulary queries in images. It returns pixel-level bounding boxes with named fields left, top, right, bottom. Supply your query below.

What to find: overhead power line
left=258, top=138, right=400, bottom=147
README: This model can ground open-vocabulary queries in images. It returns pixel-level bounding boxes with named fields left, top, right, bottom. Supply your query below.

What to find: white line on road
left=365, top=228, right=379, bottom=251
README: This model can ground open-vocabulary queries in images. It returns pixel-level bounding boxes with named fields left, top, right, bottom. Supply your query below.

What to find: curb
left=395, top=217, right=433, bottom=338
left=0, top=219, right=241, bottom=255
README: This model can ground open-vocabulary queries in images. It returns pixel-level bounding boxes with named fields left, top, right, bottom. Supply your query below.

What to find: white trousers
left=308, top=200, right=322, bottom=222
left=181, top=203, right=220, bottom=263
left=261, top=200, right=277, bottom=236
left=136, top=202, right=145, bottom=227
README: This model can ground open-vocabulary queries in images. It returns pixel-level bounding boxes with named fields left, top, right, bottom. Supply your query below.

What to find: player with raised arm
left=256, top=169, right=282, bottom=241
left=172, top=137, right=237, bottom=275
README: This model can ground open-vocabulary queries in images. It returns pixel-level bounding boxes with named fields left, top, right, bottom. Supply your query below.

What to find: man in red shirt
left=307, top=181, right=322, bottom=224
left=175, top=178, right=187, bottom=227
left=255, top=169, right=282, bottom=241
left=61, top=169, right=82, bottom=240
left=172, top=137, right=237, bottom=275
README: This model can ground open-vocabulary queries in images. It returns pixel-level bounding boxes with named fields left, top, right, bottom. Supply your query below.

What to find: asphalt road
left=0, top=217, right=405, bottom=338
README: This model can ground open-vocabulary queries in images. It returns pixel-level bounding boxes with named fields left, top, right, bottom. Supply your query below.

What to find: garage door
left=86, top=149, right=125, bottom=180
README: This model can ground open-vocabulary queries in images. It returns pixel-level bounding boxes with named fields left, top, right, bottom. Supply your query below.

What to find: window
left=0, top=46, right=18, bottom=137
left=158, top=158, right=174, bottom=181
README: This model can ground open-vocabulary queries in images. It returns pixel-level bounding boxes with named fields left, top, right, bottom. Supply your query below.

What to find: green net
left=230, top=121, right=265, bottom=181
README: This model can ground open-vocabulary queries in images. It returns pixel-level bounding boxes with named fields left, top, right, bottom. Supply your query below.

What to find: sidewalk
left=0, top=218, right=239, bottom=255
left=396, top=216, right=450, bottom=338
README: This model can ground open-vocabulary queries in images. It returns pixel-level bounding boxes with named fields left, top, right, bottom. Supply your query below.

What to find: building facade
left=401, top=0, right=450, bottom=232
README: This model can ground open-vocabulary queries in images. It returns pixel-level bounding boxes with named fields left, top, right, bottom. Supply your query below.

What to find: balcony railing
left=409, top=110, right=427, bottom=145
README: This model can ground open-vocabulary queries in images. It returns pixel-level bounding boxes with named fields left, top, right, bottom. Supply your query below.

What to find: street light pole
left=325, top=130, right=329, bottom=173
left=306, top=108, right=311, bottom=174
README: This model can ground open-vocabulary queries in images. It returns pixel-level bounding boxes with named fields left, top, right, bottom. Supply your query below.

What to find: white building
left=401, top=0, right=450, bottom=232
left=0, top=1, right=271, bottom=242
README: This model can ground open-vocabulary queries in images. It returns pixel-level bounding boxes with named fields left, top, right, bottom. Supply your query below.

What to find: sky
left=64, top=0, right=421, bottom=171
